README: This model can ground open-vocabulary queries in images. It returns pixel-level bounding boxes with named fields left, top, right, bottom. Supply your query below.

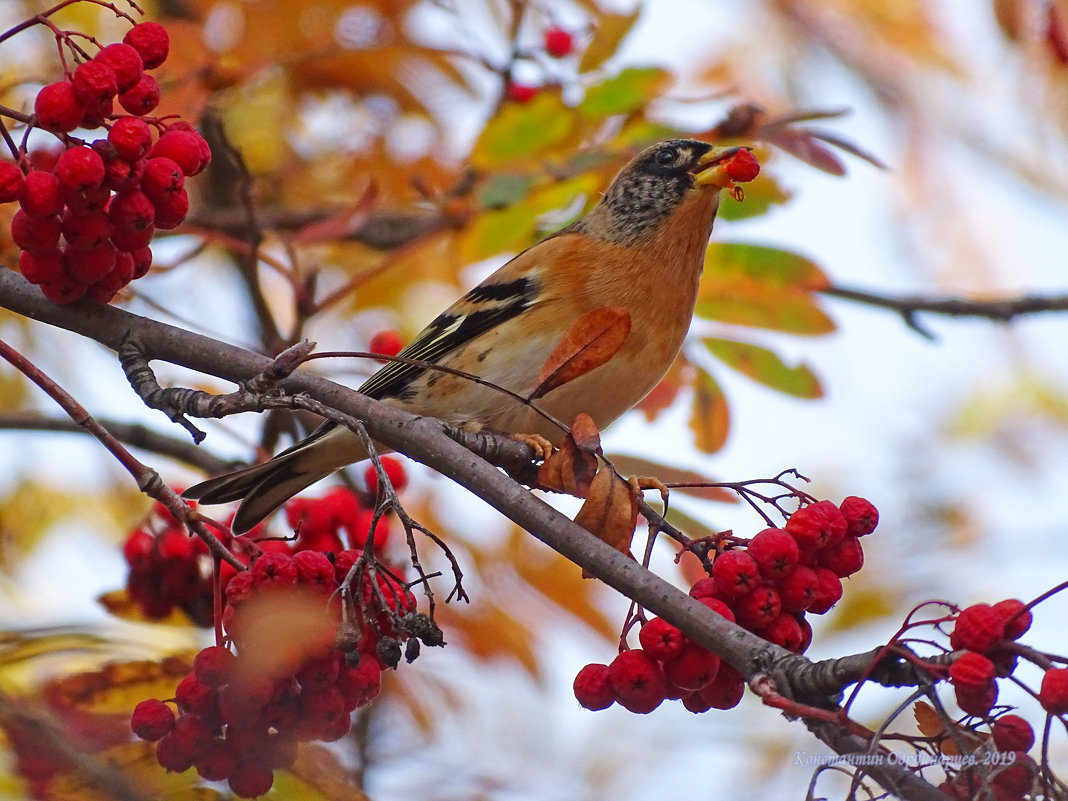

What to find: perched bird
left=185, top=139, right=751, bottom=532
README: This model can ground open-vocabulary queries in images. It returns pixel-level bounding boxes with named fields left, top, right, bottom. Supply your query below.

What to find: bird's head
left=583, top=139, right=746, bottom=246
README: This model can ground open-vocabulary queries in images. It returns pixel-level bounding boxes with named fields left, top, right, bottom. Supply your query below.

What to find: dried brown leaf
left=573, top=467, right=639, bottom=563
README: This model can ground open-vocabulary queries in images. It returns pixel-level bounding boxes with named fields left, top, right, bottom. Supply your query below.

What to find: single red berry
left=124, top=22, right=170, bottom=69
left=711, top=549, right=760, bottom=599
left=166, top=121, right=213, bottom=172
left=779, top=565, right=819, bottom=614
left=332, top=549, right=361, bottom=584
left=18, top=249, right=65, bottom=285
left=806, top=567, right=843, bottom=615
left=34, top=81, right=83, bottom=132
left=992, top=752, right=1037, bottom=797
left=152, top=187, right=189, bottom=230
left=364, top=455, right=409, bottom=496
left=839, top=496, right=879, bottom=536
left=167, top=713, right=213, bottom=758
left=194, top=645, right=237, bottom=688
left=950, top=603, right=1005, bottom=653
left=79, top=95, right=114, bottom=130
left=108, top=116, right=154, bottom=161
left=695, top=595, right=736, bottom=622
left=573, top=663, right=615, bottom=711
left=72, top=60, right=118, bottom=107
left=992, top=598, right=1032, bottom=641
left=786, top=500, right=847, bottom=551
left=292, top=550, right=336, bottom=589
left=724, top=148, right=760, bottom=183
left=762, top=613, right=804, bottom=652
left=95, top=43, right=144, bottom=93
left=110, top=189, right=156, bottom=233
left=140, top=156, right=184, bottom=203
left=111, top=219, right=155, bottom=252
left=681, top=690, right=713, bottom=714
left=796, top=614, right=813, bottom=653
left=697, top=663, right=745, bottom=710
left=337, top=657, right=382, bottom=710
left=131, top=698, right=175, bottom=741
left=150, top=130, right=208, bottom=177
left=607, top=649, right=666, bottom=714
left=948, top=651, right=996, bottom=692
left=66, top=243, right=118, bottom=284
left=0, top=162, right=24, bottom=203
left=157, top=527, right=194, bottom=563
left=368, top=329, right=404, bottom=362
left=296, top=654, right=342, bottom=693
left=174, top=671, right=218, bottom=719
left=734, top=586, right=782, bottom=631
left=194, top=740, right=239, bottom=782
left=1039, top=667, right=1068, bottom=715
left=55, top=146, right=106, bottom=194
left=544, top=27, right=574, bottom=58
left=250, top=551, right=298, bottom=588
left=817, top=535, right=865, bottom=578
left=227, top=761, right=275, bottom=798
left=101, top=151, right=144, bottom=192
left=688, top=576, right=718, bottom=600
left=991, top=713, right=1035, bottom=752
left=39, top=275, right=87, bottom=305
left=11, top=210, right=62, bottom=255
left=155, top=730, right=195, bottom=773
left=64, top=185, right=111, bottom=215
left=747, top=527, right=799, bottom=580
left=638, top=617, right=685, bottom=661
left=662, top=643, right=720, bottom=691
left=955, top=681, right=998, bottom=717
left=118, top=74, right=160, bottom=115
left=130, top=245, right=153, bottom=278
left=19, top=170, right=63, bottom=218
left=506, top=82, right=538, bottom=102
left=61, top=209, right=112, bottom=252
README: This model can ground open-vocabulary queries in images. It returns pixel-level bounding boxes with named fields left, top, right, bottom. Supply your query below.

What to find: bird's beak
left=692, top=146, right=746, bottom=186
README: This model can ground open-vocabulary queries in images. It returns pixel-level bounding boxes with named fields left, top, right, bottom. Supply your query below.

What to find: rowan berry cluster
left=0, top=20, right=211, bottom=304
left=938, top=710, right=1040, bottom=800
left=574, top=496, right=878, bottom=714
left=945, top=600, right=1034, bottom=718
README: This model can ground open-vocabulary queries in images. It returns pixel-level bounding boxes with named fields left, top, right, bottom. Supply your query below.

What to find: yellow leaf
left=689, top=367, right=730, bottom=453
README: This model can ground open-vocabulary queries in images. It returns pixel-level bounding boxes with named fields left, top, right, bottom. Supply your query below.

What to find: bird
left=184, top=139, right=751, bottom=533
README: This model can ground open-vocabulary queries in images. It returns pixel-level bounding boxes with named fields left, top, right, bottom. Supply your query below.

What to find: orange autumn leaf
left=538, top=414, right=601, bottom=497
left=530, top=306, right=631, bottom=400
left=573, top=467, right=639, bottom=564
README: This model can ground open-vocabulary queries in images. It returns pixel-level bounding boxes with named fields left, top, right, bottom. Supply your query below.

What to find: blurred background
left=1, top=0, right=1067, bottom=798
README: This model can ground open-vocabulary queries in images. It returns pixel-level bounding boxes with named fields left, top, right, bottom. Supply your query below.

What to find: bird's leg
left=512, top=433, right=555, bottom=462
left=628, top=475, right=670, bottom=507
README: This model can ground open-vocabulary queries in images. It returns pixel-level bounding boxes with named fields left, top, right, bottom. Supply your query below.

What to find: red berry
left=250, top=551, right=298, bottom=588
left=150, top=130, right=209, bottom=177
left=950, top=603, right=1005, bottom=653
left=368, top=329, right=404, bottom=362
left=696, top=596, right=736, bottom=622
left=19, top=170, right=63, bottom=218
left=724, top=148, right=760, bottom=183
left=779, top=565, right=819, bottom=614
left=110, top=189, right=156, bottom=233
left=11, top=210, right=62, bottom=255
left=747, top=528, right=799, bottom=580
left=166, top=121, right=213, bottom=172
left=141, top=156, right=184, bottom=203
left=839, top=496, right=879, bottom=536
left=155, top=731, right=194, bottom=772
left=955, top=681, right=998, bottom=717
left=152, top=187, right=189, bottom=230
left=364, top=455, right=408, bottom=495
left=734, top=586, right=781, bottom=631
left=337, top=657, right=382, bottom=710
left=638, top=617, right=685, bottom=661
left=157, top=527, right=194, bottom=562
left=796, top=615, right=813, bottom=653
left=108, top=116, right=154, bottom=161
left=698, top=662, right=745, bottom=710
left=124, top=22, right=170, bottom=69
left=817, top=535, right=864, bottom=578
left=194, top=740, right=239, bottom=782
left=55, top=146, right=106, bottom=194
left=293, top=549, right=336, bottom=589
left=544, top=27, right=574, bottom=58
left=175, top=672, right=218, bottom=719
left=992, top=598, right=1032, bottom=641
left=762, top=613, right=804, bottom=651
left=711, top=549, right=760, bottom=599
left=993, top=752, right=1037, bottom=797
left=18, top=249, right=65, bottom=285
left=130, top=245, right=153, bottom=278
left=0, top=162, right=24, bottom=203
left=131, top=698, right=175, bottom=741
left=228, top=761, right=275, bottom=798
left=95, top=43, right=144, bottom=93
left=688, top=576, right=718, bottom=600
left=118, top=74, right=160, bottom=115
left=66, top=243, right=118, bottom=284
left=662, top=643, right=720, bottom=691
left=506, top=82, right=538, bottom=102
left=991, top=713, right=1035, bottom=752
left=607, top=649, right=666, bottom=714
left=64, top=185, right=111, bottom=215
left=806, top=567, right=843, bottom=615
left=72, top=60, right=118, bottom=107
left=948, top=651, right=996, bottom=692
left=573, top=663, right=615, bottom=710
left=194, top=645, right=236, bottom=688
left=1039, top=667, right=1068, bottom=715
left=34, top=81, right=83, bottom=132
left=62, top=209, right=111, bottom=251
left=168, top=713, right=213, bottom=758
left=39, top=276, right=87, bottom=305
left=786, top=501, right=847, bottom=551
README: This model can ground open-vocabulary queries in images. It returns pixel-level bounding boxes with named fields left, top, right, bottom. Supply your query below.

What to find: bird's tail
left=183, top=424, right=367, bottom=534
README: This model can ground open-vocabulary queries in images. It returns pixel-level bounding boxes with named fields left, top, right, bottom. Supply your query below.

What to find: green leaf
left=704, top=242, right=829, bottom=289
left=716, top=174, right=794, bottom=221
left=579, top=67, right=671, bottom=117
left=689, top=367, right=729, bottom=453
left=477, top=173, right=536, bottom=209
left=578, top=10, right=642, bottom=73
left=703, top=338, right=823, bottom=398
left=459, top=202, right=538, bottom=262
left=472, top=91, right=573, bottom=168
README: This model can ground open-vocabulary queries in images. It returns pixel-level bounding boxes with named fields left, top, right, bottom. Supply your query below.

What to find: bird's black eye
left=655, top=147, right=677, bottom=166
